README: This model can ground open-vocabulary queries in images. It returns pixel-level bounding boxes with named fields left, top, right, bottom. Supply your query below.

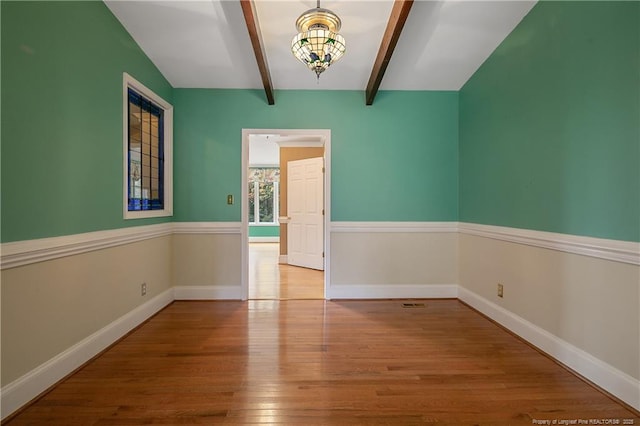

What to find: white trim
left=328, top=284, right=458, bottom=300
left=249, top=237, right=280, bottom=243
left=122, top=72, right=173, bottom=220
left=458, top=286, right=640, bottom=411
left=1, top=223, right=242, bottom=270
left=459, top=222, right=640, bottom=265
left=1, top=223, right=173, bottom=270
left=330, top=221, right=459, bottom=233
left=279, top=255, right=288, bottom=264
left=0, top=288, right=174, bottom=420
left=172, top=222, right=242, bottom=235
left=322, top=136, right=331, bottom=298
left=330, top=221, right=639, bottom=265
left=4, top=220, right=637, bottom=419
left=173, top=286, right=242, bottom=300
left=4, top=221, right=636, bottom=270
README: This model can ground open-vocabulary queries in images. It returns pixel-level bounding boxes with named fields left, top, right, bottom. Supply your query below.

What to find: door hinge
left=322, top=167, right=325, bottom=173
left=322, top=252, right=325, bottom=258
left=322, top=209, right=325, bottom=215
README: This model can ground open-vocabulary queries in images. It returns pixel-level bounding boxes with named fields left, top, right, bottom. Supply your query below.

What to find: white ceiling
left=105, top=0, right=536, bottom=91
left=249, top=134, right=280, bottom=165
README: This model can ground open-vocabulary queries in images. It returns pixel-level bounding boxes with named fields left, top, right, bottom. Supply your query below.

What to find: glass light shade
left=291, top=28, right=346, bottom=78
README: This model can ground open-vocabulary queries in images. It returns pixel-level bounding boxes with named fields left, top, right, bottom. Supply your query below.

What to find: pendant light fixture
left=291, top=0, right=346, bottom=80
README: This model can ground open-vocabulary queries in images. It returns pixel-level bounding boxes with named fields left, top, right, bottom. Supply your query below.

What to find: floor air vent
left=402, top=303, right=425, bottom=308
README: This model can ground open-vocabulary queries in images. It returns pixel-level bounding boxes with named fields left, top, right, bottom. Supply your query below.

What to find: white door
left=287, top=157, right=324, bottom=270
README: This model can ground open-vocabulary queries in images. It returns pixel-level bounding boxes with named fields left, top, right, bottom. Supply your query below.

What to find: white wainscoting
left=0, top=289, right=174, bottom=420
left=172, top=227, right=243, bottom=292
left=1, top=222, right=243, bottom=271
left=1, top=223, right=173, bottom=270
left=329, top=221, right=459, bottom=300
left=458, top=286, right=640, bottom=411
left=0, top=222, right=243, bottom=420
left=3, top=222, right=635, bottom=270
left=1, top=221, right=638, bottom=418
left=457, top=225, right=640, bottom=411
left=458, top=222, right=639, bottom=265
left=332, top=221, right=639, bottom=265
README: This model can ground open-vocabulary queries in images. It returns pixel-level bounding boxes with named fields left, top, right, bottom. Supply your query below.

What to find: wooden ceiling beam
left=240, top=0, right=275, bottom=105
left=365, top=0, right=414, bottom=106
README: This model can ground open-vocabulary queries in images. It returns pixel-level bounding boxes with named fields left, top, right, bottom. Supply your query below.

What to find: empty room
left=1, top=0, right=638, bottom=424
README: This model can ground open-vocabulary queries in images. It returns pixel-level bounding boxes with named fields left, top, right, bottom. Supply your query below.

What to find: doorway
left=248, top=242, right=323, bottom=299
left=241, top=129, right=331, bottom=301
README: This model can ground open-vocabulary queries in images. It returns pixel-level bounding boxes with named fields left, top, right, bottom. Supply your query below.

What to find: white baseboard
left=458, top=286, right=640, bottom=411
left=4, top=283, right=638, bottom=420
left=0, top=288, right=174, bottom=420
left=328, top=284, right=458, bottom=299
left=173, top=285, right=242, bottom=300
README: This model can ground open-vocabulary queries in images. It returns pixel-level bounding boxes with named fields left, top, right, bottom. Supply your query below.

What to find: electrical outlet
left=497, top=283, right=504, bottom=298
left=141, top=282, right=147, bottom=296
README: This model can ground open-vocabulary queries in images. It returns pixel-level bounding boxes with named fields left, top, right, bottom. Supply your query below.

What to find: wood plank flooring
left=249, top=243, right=323, bottom=300
left=6, top=300, right=638, bottom=425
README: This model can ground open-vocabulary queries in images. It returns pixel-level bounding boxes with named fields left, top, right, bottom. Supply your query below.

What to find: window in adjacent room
left=123, top=73, right=173, bottom=219
left=248, top=168, right=279, bottom=224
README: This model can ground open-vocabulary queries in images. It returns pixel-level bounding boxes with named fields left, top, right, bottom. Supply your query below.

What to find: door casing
left=241, top=129, right=331, bottom=300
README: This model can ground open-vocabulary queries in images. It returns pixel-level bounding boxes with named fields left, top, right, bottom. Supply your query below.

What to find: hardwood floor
left=249, top=243, right=323, bottom=300
left=6, top=300, right=638, bottom=425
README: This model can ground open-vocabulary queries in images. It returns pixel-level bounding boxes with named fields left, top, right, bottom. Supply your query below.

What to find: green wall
left=8, top=1, right=634, bottom=244
left=1, top=1, right=173, bottom=243
left=0, top=0, right=458, bottom=241
left=173, top=89, right=459, bottom=223
left=459, top=1, right=640, bottom=242
left=249, top=226, right=280, bottom=238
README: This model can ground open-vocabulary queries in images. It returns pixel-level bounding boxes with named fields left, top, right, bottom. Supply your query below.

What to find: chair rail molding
left=459, top=222, right=639, bottom=265
left=4, top=221, right=636, bottom=269
left=1, top=222, right=243, bottom=270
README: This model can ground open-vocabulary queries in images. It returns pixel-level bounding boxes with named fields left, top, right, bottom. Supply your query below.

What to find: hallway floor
left=248, top=243, right=324, bottom=300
